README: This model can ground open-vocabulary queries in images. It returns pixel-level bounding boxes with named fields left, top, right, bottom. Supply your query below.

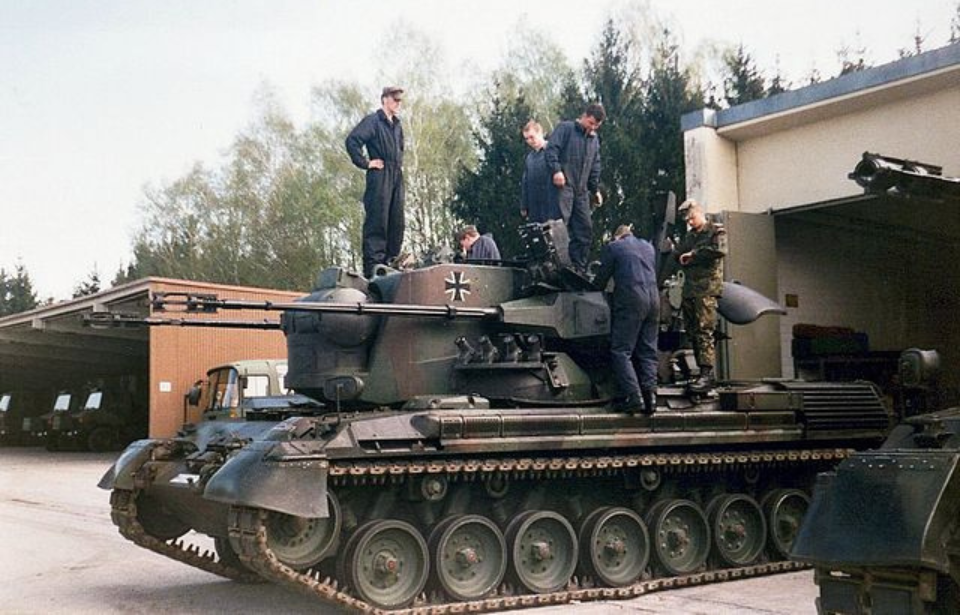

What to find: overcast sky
left=1, top=0, right=957, bottom=300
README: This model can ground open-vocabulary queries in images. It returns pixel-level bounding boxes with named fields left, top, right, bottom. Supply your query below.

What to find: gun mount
left=849, top=151, right=960, bottom=200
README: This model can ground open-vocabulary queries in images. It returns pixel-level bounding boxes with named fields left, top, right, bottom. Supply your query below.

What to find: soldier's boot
left=640, top=388, right=656, bottom=416
left=614, top=392, right=644, bottom=414
left=689, top=366, right=715, bottom=393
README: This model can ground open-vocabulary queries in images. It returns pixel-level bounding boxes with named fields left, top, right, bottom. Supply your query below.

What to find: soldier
left=457, top=225, right=501, bottom=261
left=520, top=120, right=561, bottom=222
left=345, top=86, right=406, bottom=278
left=544, top=103, right=605, bottom=271
left=674, top=199, right=726, bottom=392
left=593, top=224, right=659, bottom=415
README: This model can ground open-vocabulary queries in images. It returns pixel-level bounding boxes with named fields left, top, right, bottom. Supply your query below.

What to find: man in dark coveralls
left=457, top=225, right=501, bottom=261
left=520, top=120, right=561, bottom=222
left=593, top=224, right=659, bottom=415
left=674, top=199, right=726, bottom=392
left=545, top=103, right=605, bottom=271
left=345, top=86, right=406, bottom=277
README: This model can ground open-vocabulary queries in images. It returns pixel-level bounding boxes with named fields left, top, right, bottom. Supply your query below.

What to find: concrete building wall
left=735, top=86, right=960, bottom=212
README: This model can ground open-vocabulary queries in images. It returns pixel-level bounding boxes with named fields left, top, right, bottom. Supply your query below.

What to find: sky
left=1, top=0, right=957, bottom=300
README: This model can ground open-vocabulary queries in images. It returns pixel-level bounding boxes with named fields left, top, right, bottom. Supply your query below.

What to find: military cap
left=381, top=86, right=404, bottom=99
left=678, top=199, right=699, bottom=216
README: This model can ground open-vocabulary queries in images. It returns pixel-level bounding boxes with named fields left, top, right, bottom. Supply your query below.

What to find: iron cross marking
left=444, top=271, right=472, bottom=302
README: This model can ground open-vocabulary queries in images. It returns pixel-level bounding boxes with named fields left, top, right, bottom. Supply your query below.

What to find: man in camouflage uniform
left=674, top=199, right=726, bottom=391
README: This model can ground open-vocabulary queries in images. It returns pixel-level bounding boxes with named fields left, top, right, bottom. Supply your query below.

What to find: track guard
left=204, top=440, right=330, bottom=518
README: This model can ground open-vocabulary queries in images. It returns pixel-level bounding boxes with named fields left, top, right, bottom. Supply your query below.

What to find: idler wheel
left=244, top=493, right=341, bottom=571
left=578, top=506, right=650, bottom=587
left=505, top=510, right=577, bottom=594
left=762, top=489, right=810, bottom=559
left=705, top=494, right=766, bottom=567
left=339, top=519, right=429, bottom=609
left=428, top=514, right=506, bottom=601
left=646, top=499, right=710, bottom=576
left=135, top=493, right=190, bottom=541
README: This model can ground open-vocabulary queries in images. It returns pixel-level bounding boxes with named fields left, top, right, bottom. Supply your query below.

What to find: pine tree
left=451, top=89, right=535, bottom=258
left=722, top=44, right=766, bottom=106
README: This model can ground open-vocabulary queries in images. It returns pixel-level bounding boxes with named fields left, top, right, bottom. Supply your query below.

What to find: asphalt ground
left=0, top=447, right=818, bottom=614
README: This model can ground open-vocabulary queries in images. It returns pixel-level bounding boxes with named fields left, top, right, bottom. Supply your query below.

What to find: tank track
left=223, top=447, right=851, bottom=613
left=109, top=489, right=261, bottom=583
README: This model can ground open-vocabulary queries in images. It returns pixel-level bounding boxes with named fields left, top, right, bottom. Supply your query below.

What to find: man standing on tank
left=520, top=120, right=561, bottom=223
left=544, top=103, right=605, bottom=271
left=674, top=199, right=726, bottom=392
left=345, top=86, right=406, bottom=278
left=593, top=224, right=659, bottom=415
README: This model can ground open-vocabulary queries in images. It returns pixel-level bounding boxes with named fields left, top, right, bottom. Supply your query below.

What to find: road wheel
left=705, top=494, right=766, bottom=567
left=506, top=510, right=578, bottom=594
left=646, top=498, right=710, bottom=576
left=429, top=514, right=506, bottom=601
left=339, top=519, right=429, bottom=609
left=762, top=489, right=810, bottom=559
left=579, top=506, right=650, bottom=587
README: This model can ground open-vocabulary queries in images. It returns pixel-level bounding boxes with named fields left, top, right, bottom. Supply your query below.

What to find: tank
left=98, top=219, right=893, bottom=612
left=792, top=349, right=960, bottom=614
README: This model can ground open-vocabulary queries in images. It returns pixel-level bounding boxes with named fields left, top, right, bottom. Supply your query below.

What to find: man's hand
left=679, top=251, right=694, bottom=265
left=552, top=171, right=566, bottom=188
left=368, top=159, right=385, bottom=170
left=591, top=191, right=604, bottom=208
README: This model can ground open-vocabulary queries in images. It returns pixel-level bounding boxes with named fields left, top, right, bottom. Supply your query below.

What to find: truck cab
left=189, top=359, right=289, bottom=422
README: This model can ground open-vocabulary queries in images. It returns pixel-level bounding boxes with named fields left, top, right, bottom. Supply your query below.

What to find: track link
left=109, top=489, right=261, bottom=583
left=226, top=447, right=849, bottom=613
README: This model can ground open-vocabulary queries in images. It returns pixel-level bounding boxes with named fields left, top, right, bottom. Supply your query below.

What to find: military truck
left=186, top=359, right=290, bottom=422
left=22, top=390, right=80, bottom=451
left=0, top=390, right=48, bottom=445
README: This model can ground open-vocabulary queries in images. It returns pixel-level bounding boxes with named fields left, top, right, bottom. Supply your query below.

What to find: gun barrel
left=151, top=292, right=502, bottom=320
left=83, top=312, right=281, bottom=330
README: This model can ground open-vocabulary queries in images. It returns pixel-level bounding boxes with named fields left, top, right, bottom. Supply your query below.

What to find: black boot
left=689, top=366, right=715, bottom=393
left=614, top=392, right=644, bottom=414
left=640, top=388, right=656, bottom=416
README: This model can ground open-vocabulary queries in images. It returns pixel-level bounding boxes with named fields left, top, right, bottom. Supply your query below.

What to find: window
left=243, top=375, right=270, bottom=398
left=54, top=393, right=72, bottom=412
left=0, top=394, right=10, bottom=412
left=84, top=391, right=103, bottom=410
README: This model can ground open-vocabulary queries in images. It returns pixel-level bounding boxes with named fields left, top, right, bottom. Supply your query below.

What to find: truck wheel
left=87, top=427, right=120, bottom=452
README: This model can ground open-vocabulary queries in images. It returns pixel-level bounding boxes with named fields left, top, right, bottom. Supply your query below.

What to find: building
left=682, top=43, right=960, bottom=400
left=0, top=278, right=299, bottom=438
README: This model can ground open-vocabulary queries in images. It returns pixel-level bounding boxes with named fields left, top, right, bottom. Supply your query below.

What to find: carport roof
left=0, top=277, right=297, bottom=389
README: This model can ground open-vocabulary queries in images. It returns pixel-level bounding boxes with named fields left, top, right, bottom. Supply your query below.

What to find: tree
left=952, top=2, right=960, bottom=44
left=452, top=89, right=535, bottom=258
left=579, top=19, right=645, bottom=245
left=722, top=44, right=766, bottom=106
left=837, top=34, right=870, bottom=76
left=72, top=267, right=102, bottom=298
left=0, top=262, right=39, bottom=316
left=637, top=30, right=704, bottom=236
left=495, top=22, right=576, bottom=133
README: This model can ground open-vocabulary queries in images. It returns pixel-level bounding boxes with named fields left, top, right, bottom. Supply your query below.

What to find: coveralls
left=593, top=234, right=660, bottom=398
left=544, top=121, right=601, bottom=270
left=345, top=109, right=405, bottom=277
left=467, top=234, right=501, bottom=261
left=521, top=144, right=561, bottom=222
